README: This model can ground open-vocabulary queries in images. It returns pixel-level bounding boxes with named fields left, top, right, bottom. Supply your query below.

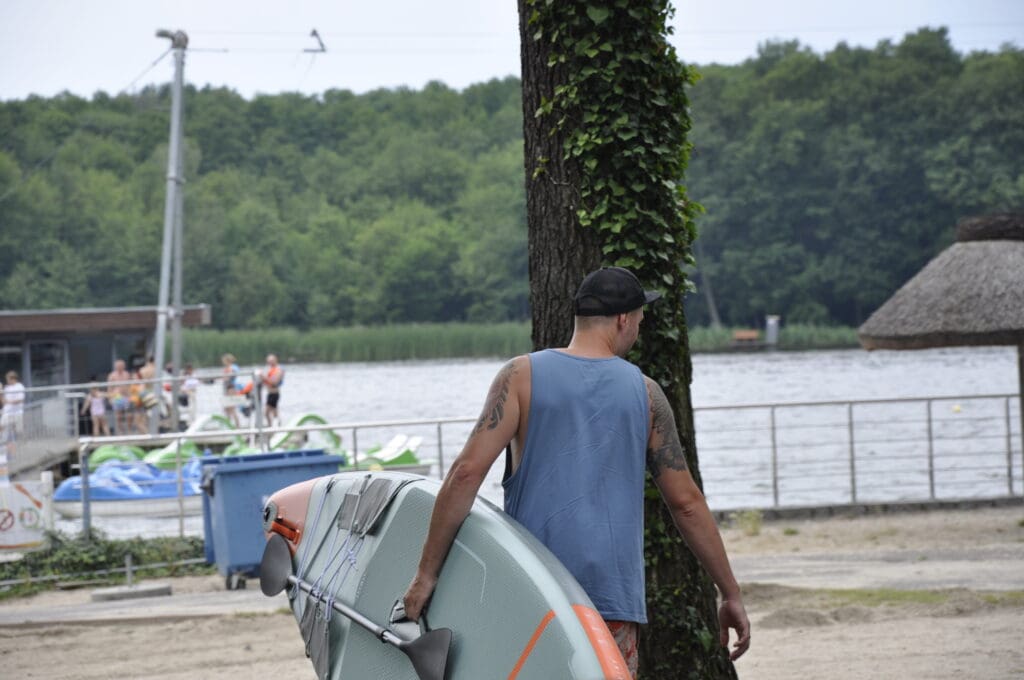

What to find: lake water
left=65, top=346, right=1021, bottom=537
left=269, top=345, right=1018, bottom=417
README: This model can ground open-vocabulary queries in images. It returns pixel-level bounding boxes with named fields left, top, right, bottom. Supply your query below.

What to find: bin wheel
left=226, top=573, right=247, bottom=590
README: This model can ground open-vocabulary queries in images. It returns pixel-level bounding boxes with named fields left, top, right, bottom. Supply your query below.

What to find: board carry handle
left=261, top=534, right=453, bottom=680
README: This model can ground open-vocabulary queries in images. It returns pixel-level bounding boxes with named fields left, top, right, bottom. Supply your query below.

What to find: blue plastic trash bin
left=200, top=449, right=342, bottom=589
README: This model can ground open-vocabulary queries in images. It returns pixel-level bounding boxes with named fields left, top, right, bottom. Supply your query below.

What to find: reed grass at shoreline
left=183, top=323, right=860, bottom=366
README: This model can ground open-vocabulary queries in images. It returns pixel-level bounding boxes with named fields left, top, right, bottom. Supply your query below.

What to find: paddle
left=261, top=533, right=453, bottom=680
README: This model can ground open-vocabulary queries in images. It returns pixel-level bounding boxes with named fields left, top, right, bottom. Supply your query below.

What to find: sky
left=0, top=0, right=1022, bottom=100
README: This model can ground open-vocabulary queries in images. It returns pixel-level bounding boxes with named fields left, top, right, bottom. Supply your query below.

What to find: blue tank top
left=503, top=349, right=649, bottom=623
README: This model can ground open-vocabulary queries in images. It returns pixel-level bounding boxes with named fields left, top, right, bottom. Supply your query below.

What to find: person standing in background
left=260, top=354, right=284, bottom=427
left=81, top=386, right=110, bottom=436
left=221, top=354, right=242, bottom=428
left=180, top=364, right=200, bottom=426
left=2, top=371, right=26, bottom=458
left=107, top=359, right=132, bottom=435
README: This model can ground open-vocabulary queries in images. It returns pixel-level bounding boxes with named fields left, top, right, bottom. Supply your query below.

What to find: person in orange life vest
left=259, top=354, right=284, bottom=427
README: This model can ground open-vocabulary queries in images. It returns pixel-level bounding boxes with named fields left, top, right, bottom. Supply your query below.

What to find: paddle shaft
left=287, top=574, right=405, bottom=646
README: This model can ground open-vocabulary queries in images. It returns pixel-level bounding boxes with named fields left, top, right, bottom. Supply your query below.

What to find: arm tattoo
left=645, top=379, right=689, bottom=479
left=471, top=360, right=517, bottom=436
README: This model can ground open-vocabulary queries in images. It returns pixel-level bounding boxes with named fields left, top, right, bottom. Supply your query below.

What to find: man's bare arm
left=646, top=378, right=689, bottom=479
left=403, top=357, right=525, bottom=620
left=644, top=376, right=751, bottom=660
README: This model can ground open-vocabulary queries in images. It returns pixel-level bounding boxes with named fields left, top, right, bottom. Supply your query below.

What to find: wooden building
left=0, top=305, right=211, bottom=388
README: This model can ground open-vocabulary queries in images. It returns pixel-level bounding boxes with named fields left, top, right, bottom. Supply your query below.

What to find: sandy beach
left=1, top=504, right=1022, bottom=679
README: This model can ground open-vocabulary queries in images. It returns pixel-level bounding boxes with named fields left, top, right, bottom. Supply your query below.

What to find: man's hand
left=719, top=597, right=750, bottom=660
left=402, top=570, right=438, bottom=622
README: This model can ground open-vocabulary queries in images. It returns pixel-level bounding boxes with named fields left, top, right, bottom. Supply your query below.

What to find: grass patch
left=981, top=591, right=1024, bottom=606
left=730, top=509, right=764, bottom=537
left=688, top=324, right=859, bottom=353
left=776, top=324, right=859, bottom=351
left=0, top=530, right=211, bottom=600
left=183, top=322, right=532, bottom=365
left=782, top=527, right=799, bottom=536
left=866, top=528, right=900, bottom=541
left=821, top=588, right=951, bottom=607
left=182, top=322, right=860, bottom=365
left=232, top=611, right=277, bottom=619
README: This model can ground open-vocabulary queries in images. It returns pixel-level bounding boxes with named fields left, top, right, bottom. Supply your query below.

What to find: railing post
left=769, top=407, right=779, bottom=507
left=253, top=370, right=264, bottom=450
left=175, top=435, right=185, bottom=538
left=926, top=399, right=936, bottom=500
left=1006, top=397, right=1014, bottom=496
left=80, top=443, right=91, bottom=541
left=1019, top=344, right=1024, bottom=496
left=351, top=427, right=359, bottom=470
left=436, top=422, right=445, bottom=479
left=847, top=402, right=857, bottom=504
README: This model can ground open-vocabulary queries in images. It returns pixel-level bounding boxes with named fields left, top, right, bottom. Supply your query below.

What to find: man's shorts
left=266, top=392, right=280, bottom=409
left=111, top=396, right=130, bottom=412
left=605, top=620, right=639, bottom=679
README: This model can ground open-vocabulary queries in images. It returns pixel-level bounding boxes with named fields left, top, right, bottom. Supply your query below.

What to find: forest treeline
left=1, top=28, right=1021, bottom=328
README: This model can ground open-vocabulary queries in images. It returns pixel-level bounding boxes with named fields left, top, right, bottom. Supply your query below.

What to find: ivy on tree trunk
left=517, top=1, right=738, bottom=677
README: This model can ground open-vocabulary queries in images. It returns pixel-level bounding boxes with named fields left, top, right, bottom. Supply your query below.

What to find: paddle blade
left=260, top=533, right=293, bottom=596
left=401, top=628, right=453, bottom=680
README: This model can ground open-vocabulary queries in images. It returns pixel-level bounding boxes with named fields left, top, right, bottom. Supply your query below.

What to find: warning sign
left=0, top=479, right=51, bottom=552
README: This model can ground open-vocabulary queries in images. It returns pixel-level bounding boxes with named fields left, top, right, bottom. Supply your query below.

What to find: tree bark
left=518, top=2, right=602, bottom=349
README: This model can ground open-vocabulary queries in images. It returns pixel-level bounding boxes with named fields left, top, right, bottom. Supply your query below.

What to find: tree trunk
left=518, top=2, right=602, bottom=348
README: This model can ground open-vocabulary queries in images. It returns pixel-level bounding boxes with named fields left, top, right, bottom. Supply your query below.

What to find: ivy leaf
left=586, top=6, right=611, bottom=24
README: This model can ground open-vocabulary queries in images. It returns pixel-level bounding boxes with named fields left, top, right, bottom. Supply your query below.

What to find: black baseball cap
left=574, top=267, right=662, bottom=316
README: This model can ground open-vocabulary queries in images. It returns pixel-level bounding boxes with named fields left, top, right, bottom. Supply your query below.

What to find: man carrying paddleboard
left=404, top=266, right=750, bottom=677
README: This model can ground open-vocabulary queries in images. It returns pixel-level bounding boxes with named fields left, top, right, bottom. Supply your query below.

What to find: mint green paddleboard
left=262, top=471, right=630, bottom=680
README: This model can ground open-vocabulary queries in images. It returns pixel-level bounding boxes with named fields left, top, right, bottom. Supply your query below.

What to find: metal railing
left=7, top=370, right=265, bottom=476
left=16, top=369, right=247, bottom=436
left=695, top=393, right=1022, bottom=509
left=49, top=392, right=1024, bottom=540
left=68, top=415, right=477, bottom=540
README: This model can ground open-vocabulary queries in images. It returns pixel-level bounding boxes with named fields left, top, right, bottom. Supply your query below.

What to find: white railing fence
left=45, top=392, right=1024, bottom=540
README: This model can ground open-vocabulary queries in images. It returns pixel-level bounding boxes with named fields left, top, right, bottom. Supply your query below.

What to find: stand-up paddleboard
left=260, top=471, right=631, bottom=680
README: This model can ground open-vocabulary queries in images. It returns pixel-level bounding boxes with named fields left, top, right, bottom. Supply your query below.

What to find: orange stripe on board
left=507, top=609, right=556, bottom=680
left=572, top=605, right=632, bottom=680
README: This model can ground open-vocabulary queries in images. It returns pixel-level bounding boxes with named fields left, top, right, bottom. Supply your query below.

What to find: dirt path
left=725, top=505, right=1024, bottom=679
left=0, top=506, right=1021, bottom=679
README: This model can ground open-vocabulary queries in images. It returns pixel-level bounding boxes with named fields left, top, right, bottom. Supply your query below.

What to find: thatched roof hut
left=858, top=213, right=1024, bottom=457
left=858, top=214, right=1024, bottom=350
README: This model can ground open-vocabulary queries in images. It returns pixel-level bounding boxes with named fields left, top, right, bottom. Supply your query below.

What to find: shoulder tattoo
left=645, top=378, right=689, bottom=479
left=472, top=360, right=517, bottom=436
